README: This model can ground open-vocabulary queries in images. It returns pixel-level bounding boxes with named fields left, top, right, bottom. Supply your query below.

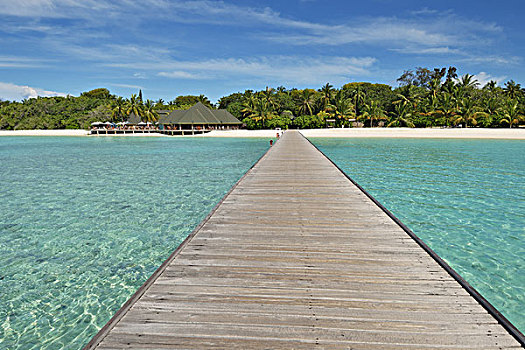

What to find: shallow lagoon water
left=312, top=137, right=524, bottom=333
left=1, top=135, right=524, bottom=348
left=0, top=136, right=268, bottom=349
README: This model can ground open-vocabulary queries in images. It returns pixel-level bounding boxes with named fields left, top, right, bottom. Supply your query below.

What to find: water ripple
left=0, top=136, right=267, bottom=349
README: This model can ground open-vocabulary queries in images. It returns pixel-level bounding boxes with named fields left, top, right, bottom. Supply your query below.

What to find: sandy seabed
left=0, top=128, right=523, bottom=139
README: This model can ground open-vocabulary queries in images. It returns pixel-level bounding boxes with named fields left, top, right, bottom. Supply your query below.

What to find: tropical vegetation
left=1, top=67, right=524, bottom=130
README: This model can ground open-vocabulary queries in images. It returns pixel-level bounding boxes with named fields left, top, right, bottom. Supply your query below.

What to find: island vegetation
left=0, top=67, right=523, bottom=130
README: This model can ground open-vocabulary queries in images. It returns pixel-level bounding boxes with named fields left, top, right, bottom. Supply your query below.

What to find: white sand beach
left=299, top=127, right=525, bottom=139
left=205, top=128, right=525, bottom=139
left=0, top=129, right=90, bottom=136
left=0, top=128, right=523, bottom=139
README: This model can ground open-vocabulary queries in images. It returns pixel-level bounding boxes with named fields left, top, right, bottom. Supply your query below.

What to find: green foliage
left=0, top=95, right=111, bottom=130
left=80, top=88, right=112, bottom=99
left=215, top=75, right=524, bottom=130
left=226, top=102, right=243, bottom=118
left=1, top=68, right=523, bottom=130
left=500, top=99, right=524, bottom=128
left=218, top=93, right=243, bottom=109
left=294, top=89, right=318, bottom=116
left=266, top=114, right=292, bottom=129
left=242, top=117, right=259, bottom=129
left=173, top=95, right=213, bottom=109
left=293, top=114, right=326, bottom=129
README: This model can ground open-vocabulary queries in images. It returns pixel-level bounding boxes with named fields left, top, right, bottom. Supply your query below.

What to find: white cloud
left=0, top=0, right=56, bottom=17
left=410, top=8, right=440, bottom=16
left=162, top=3, right=499, bottom=49
left=390, top=46, right=462, bottom=55
left=472, top=72, right=506, bottom=87
left=0, top=82, right=67, bottom=101
left=0, top=1, right=510, bottom=76
left=0, top=0, right=118, bottom=18
left=461, top=55, right=520, bottom=66
left=0, top=56, right=49, bottom=68
left=155, top=56, right=377, bottom=85
left=0, top=1, right=499, bottom=51
left=0, top=1, right=517, bottom=98
left=158, top=71, right=205, bottom=79
left=53, top=43, right=171, bottom=63
left=108, top=83, right=144, bottom=89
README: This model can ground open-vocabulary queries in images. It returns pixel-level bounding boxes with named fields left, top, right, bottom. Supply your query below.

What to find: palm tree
left=319, top=83, right=333, bottom=112
left=456, top=74, right=479, bottom=99
left=111, top=96, right=127, bottom=122
left=435, top=93, right=458, bottom=126
left=249, top=97, right=276, bottom=128
left=261, top=87, right=276, bottom=109
left=388, top=103, right=414, bottom=127
left=452, top=98, right=481, bottom=128
left=499, top=100, right=524, bottom=128
left=127, top=94, right=144, bottom=117
left=241, top=91, right=257, bottom=118
left=297, top=89, right=316, bottom=116
left=427, top=78, right=441, bottom=102
left=442, top=67, right=458, bottom=94
left=198, top=94, right=212, bottom=107
left=483, top=80, right=498, bottom=92
left=394, top=84, right=421, bottom=110
left=143, top=99, right=158, bottom=123
left=328, top=90, right=354, bottom=126
left=349, top=87, right=366, bottom=118
left=503, top=80, right=523, bottom=100
left=360, top=100, right=387, bottom=127
left=478, top=98, right=502, bottom=127
left=458, top=74, right=479, bottom=89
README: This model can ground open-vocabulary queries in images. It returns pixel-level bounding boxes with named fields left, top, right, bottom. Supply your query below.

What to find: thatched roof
left=158, top=103, right=242, bottom=125
left=127, top=112, right=142, bottom=125
left=214, top=109, right=243, bottom=124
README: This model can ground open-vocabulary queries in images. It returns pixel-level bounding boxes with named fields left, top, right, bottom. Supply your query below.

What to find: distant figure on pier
left=269, top=140, right=273, bottom=146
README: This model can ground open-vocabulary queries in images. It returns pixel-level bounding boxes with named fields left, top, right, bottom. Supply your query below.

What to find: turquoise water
left=0, top=136, right=268, bottom=349
left=312, top=137, right=525, bottom=333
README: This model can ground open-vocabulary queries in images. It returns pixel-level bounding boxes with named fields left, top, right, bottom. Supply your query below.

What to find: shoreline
left=0, top=128, right=523, bottom=139
left=299, top=127, right=525, bottom=139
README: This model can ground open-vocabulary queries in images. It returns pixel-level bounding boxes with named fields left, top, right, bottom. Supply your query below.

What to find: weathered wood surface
left=89, top=130, right=521, bottom=349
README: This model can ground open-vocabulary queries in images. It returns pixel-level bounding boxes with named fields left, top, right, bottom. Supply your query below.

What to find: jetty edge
left=300, top=131, right=525, bottom=346
left=84, top=130, right=523, bottom=349
left=82, top=134, right=272, bottom=350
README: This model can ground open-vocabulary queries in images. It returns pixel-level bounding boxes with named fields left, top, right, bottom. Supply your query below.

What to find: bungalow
left=158, top=102, right=242, bottom=131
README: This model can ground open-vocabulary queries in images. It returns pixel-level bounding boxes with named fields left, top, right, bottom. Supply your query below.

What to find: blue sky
left=0, top=0, right=524, bottom=102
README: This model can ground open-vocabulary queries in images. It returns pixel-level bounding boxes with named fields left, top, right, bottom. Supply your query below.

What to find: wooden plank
left=86, top=130, right=522, bottom=349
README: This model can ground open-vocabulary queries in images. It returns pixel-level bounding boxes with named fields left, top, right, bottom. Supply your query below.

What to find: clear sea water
left=311, top=137, right=524, bottom=333
left=0, top=136, right=268, bottom=349
left=1, top=136, right=524, bottom=349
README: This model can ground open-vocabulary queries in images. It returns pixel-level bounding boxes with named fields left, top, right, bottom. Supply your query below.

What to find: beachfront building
left=158, top=102, right=242, bottom=131
left=126, top=112, right=142, bottom=125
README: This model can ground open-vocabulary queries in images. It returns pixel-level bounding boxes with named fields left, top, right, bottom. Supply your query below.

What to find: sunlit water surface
left=0, top=136, right=268, bottom=349
left=311, top=137, right=524, bottom=332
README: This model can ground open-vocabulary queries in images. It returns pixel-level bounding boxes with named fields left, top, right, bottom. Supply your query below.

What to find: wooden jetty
left=85, top=130, right=523, bottom=349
